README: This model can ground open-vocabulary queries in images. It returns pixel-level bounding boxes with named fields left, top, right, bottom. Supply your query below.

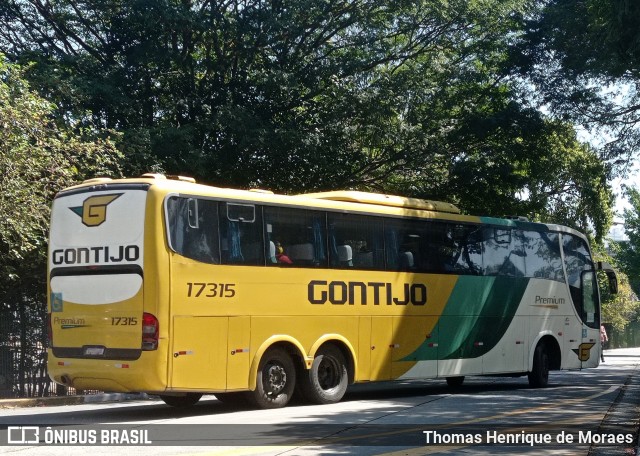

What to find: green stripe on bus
left=401, top=276, right=530, bottom=361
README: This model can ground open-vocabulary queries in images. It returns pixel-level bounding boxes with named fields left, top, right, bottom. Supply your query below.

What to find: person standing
left=600, top=324, right=608, bottom=362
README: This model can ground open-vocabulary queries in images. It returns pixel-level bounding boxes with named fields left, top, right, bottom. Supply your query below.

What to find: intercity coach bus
left=47, top=173, right=618, bottom=408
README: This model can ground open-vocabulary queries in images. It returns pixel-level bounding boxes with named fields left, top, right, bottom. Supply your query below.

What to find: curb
left=0, top=393, right=149, bottom=408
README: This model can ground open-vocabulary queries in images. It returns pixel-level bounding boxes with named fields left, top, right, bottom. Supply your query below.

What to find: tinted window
left=483, top=228, right=526, bottom=277
left=166, top=197, right=220, bottom=264
left=563, top=233, right=597, bottom=327
left=520, top=230, right=564, bottom=282
left=328, top=213, right=384, bottom=269
left=166, top=195, right=572, bottom=284
left=264, top=206, right=327, bottom=267
left=219, top=202, right=264, bottom=265
left=447, top=224, right=483, bottom=275
left=384, top=218, right=423, bottom=271
left=384, top=220, right=483, bottom=274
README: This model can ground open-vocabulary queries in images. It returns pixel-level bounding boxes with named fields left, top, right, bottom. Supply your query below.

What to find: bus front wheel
left=249, top=347, right=296, bottom=409
left=528, top=343, right=549, bottom=388
left=159, top=393, right=202, bottom=407
left=300, top=345, right=348, bottom=404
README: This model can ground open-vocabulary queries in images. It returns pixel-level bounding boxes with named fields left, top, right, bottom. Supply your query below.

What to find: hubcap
left=265, top=362, right=287, bottom=396
left=318, top=357, right=340, bottom=390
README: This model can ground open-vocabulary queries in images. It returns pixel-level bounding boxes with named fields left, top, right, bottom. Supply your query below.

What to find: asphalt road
left=1, top=347, right=639, bottom=456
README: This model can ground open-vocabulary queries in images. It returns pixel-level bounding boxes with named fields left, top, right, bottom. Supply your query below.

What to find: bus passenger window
left=219, top=202, right=264, bottom=265
left=483, top=228, right=524, bottom=277
left=445, top=224, right=483, bottom=275
left=384, top=219, right=422, bottom=272
left=522, top=231, right=564, bottom=282
left=264, top=207, right=327, bottom=268
left=328, top=213, right=384, bottom=270
left=166, top=197, right=220, bottom=264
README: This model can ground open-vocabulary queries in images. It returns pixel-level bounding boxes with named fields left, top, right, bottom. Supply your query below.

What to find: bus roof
left=299, top=191, right=461, bottom=214
left=62, top=174, right=588, bottom=240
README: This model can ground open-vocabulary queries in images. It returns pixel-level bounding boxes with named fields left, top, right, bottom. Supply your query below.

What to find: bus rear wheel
left=299, top=345, right=348, bottom=404
left=159, top=393, right=202, bottom=407
left=249, top=347, right=296, bottom=409
left=528, top=343, right=549, bottom=388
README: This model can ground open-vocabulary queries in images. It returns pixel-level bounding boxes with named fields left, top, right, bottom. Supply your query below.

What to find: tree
left=515, top=0, right=640, bottom=166
left=0, top=1, right=615, bottom=237
left=0, top=56, right=122, bottom=397
left=617, top=187, right=640, bottom=294
left=592, top=243, right=640, bottom=333
left=381, top=77, right=614, bottom=241
left=0, top=1, right=537, bottom=185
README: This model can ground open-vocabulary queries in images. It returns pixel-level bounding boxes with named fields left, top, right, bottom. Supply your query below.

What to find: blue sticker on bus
left=51, top=293, right=63, bottom=312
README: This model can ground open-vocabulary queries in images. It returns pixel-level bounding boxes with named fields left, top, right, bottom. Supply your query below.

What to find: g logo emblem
left=70, top=193, right=122, bottom=227
left=572, top=342, right=595, bottom=362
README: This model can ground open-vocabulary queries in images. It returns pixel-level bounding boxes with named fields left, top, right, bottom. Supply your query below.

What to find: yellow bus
left=47, top=173, right=617, bottom=408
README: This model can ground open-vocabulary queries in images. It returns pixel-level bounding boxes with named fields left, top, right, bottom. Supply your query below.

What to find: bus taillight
left=142, top=313, right=159, bottom=351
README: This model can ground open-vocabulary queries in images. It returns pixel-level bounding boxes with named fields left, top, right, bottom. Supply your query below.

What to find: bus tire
left=159, top=393, right=202, bottom=407
left=528, top=343, right=549, bottom=388
left=249, top=347, right=296, bottom=409
left=300, top=345, right=348, bottom=404
left=446, top=376, right=465, bottom=387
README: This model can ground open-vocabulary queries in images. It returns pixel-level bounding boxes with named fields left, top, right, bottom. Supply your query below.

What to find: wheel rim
left=318, top=356, right=341, bottom=391
left=264, top=362, right=287, bottom=396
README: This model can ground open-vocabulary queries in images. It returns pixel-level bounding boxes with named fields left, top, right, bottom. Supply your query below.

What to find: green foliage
left=0, top=57, right=122, bottom=396
left=616, top=187, right=640, bottom=294
left=516, top=0, right=640, bottom=163
left=0, top=57, right=123, bottom=285
left=0, top=0, right=614, bottom=238
left=599, top=186, right=640, bottom=332
left=593, top=244, right=640, bottom=332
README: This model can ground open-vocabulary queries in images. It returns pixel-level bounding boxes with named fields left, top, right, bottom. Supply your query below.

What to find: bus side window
left=263, top=206, right=327, bottom=268
left=166, top=197, right=220, bottom=264
left=562, top=233, right=597, bottom=327
left=522, top=231, right=564, bottom=282
left=446, top=224, right=483, bottom=275
left=483, top=228, right=525, bottom=277
left=328, top=213, right=384, bottom=270
left=219, top=202, right=264, bottom=265
left=384, top=219, right=420, bottom=272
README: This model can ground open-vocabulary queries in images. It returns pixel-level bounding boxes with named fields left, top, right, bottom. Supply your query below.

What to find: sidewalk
left=592, top=347, right=640, bottom=456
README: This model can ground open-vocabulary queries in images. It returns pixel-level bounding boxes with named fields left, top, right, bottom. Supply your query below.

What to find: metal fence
left=0, top=305, right=100, bottom=399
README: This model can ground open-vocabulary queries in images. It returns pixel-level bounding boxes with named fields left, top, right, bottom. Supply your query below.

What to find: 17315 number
left=186, top=282, right=236, bottom=298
